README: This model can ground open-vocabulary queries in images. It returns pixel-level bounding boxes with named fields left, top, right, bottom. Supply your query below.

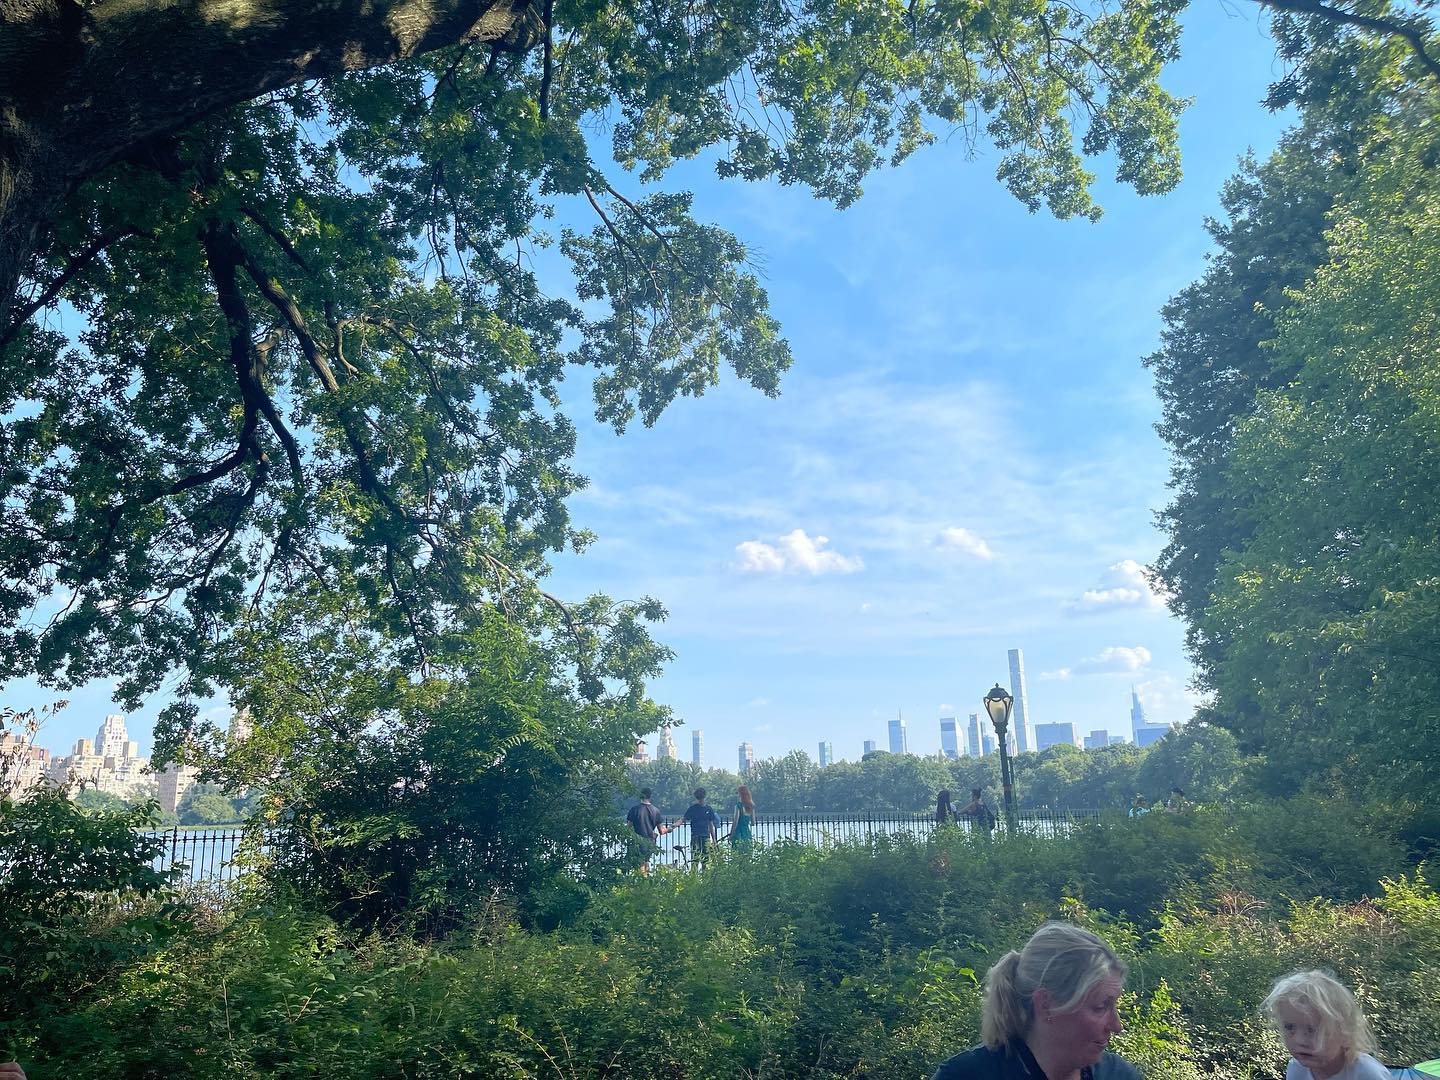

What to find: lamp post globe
left=983, top=683, right=1017, bottom=831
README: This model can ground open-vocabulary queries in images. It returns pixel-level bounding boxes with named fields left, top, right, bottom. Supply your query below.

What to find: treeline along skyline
left=622, top=723, right=1244, bottom=816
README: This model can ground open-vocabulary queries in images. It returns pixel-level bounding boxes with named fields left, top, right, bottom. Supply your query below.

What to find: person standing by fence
left=935, top=789, right=956, bottom=825
left=625, top=787, right=668, bottom=875
left=730, top=785, right=755, bottom=852
left=958, top=787, right=997, bottom=833
left=681, top=788, right=718, bottom=867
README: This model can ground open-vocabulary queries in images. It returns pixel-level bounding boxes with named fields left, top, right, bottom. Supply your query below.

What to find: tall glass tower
left=940, top=717, right=960, bottom=759
left=1008, top=648, right=1034, bottom=753
left=692, top=729, right=704, bottom=768
left=887, top=716, right=908, bottom=755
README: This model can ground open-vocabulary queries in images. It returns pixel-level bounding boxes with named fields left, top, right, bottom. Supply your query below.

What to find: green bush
left=0, top=791, right=184, bottom=1063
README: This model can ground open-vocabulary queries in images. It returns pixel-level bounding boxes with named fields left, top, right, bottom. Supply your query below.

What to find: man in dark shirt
left=625, top=788, right=667, bottom=874
left=680, top=787, right=718, bottom=867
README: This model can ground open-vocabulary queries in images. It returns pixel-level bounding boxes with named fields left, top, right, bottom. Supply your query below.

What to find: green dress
left=733, top=809, right=753, bottom=849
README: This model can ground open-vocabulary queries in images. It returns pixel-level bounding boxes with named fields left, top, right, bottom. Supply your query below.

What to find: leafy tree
left=73, top=788, right=127, bottom=814
left=179, top=793, right=240, bottom=826
left=746, top=748, right=819, bottom=810
left=1196, top=112, right=1440, bottom=794
left=1018, top=743, right=1144, bottom=810
left=0, top=0, right=1197, bottom=741
left=1134, top=725, right=1249, bottom=803
left=1147, top=23, right=1440, bottom=793
left=230, top=603, right=667, bottom=932
left=0, top=790, right=178, bottom=1044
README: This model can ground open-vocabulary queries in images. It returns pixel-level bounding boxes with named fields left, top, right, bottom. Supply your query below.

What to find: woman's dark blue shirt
left=931, top=1041, right=1143, bottom=1080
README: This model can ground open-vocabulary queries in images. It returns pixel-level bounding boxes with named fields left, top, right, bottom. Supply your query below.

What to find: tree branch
left=1258, top=0, right=1440, bottom=84
left=0, top=225, right=145, bottom=351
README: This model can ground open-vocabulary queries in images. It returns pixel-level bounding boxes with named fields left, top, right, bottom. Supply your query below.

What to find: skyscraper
left=887, top=715, right=908, bottom=755
left=1008, top=648, right=1034, bottom=753
left=818, top=740, right=833, bottom=768
left=1130, top=686, right=1172, bottom=746
left=863, top=739, right=878, bottom=755
left=940, top=716, right=960, bottom=759
left=1035, top=722, right=1081, bottom=751
left=1083, top=729, right=1109, bottom=750
left=96, top=714, right=129, bottom=761
left=738, top=741, right=754, bottom=774
left=966, top=713, right=984, bottom=757
left=692, top=729, right=704, bottom=767
left=1130, top=686, right=1146, bottom=738
left=655, top=726, right=677, bottom=761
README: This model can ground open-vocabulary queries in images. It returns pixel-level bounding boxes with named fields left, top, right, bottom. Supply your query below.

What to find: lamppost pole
left=984, top=684, right=1018, bottom=832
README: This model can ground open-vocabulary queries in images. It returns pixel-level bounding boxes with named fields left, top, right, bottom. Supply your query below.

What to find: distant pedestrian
left=959, top=787, right=997, bottom=832
left=936, top=788, right=955, bottom=825
left=682, top=787, right=719, bottom=866
left=625, top=787, right=669, bottom=875
left=1262, top=969, right=1389, bottom=1080
left=1165, top=786, right=1187, bottom=813
left=1128, top=794, right=1150, bottom=818
left=730, top=784, right=755, bottom=851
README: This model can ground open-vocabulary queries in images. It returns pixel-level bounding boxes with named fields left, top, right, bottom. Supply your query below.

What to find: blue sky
left=8, top=3, right=1294, bottom=764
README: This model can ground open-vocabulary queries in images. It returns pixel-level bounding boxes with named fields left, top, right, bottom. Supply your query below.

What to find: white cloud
left=755, top=723, right=774, bottom=733
left=747, top=697, right=770, bottom=709
left=733, top=529, right=864, bottom=575
left=1069, top=560, right=1168, bottom=614
left=939, top=702, right=954, bottom=713
left=1042, top=645, right=1152, bottom=680
left=934, top=526, right=996, bottom=560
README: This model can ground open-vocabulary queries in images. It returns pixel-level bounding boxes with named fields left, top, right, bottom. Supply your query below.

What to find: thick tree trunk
left=0, top=0, right=543, bottom=332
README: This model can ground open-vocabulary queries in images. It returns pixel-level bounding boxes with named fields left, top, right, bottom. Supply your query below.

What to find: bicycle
left=664, top=843, right=689, bottom=870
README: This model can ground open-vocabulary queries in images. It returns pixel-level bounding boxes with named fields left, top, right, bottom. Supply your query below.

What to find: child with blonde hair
left=1262, top=970, right=1388, bottom=1080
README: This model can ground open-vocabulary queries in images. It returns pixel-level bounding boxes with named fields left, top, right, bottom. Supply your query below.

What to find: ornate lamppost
left=983, top=683, right=1018, bottom=832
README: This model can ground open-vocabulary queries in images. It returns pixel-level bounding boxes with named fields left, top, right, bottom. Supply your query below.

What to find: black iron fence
left=649, top=807, right=1106, bottom=860
left=146, top=827, right=249, bottom=884
left=147, top=809, right=1109, bottom=883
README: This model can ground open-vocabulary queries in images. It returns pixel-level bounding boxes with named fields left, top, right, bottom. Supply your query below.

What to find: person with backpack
left=959, top=787, right=998, bottom=832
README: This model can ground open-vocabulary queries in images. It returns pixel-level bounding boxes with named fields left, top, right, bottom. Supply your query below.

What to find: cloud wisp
left=733, top=529, right=864, bottom=576
left=934, top=526, right=996, bottom=560
left=1068, top=559, right=1168, bottom=614
left=1042, top=645, right=1152, bottom=681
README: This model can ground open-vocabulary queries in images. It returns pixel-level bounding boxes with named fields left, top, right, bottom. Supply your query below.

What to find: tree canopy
left=1149, top=22, right=1440, bottom=794
left=0, top=0, right=1198, bottom=786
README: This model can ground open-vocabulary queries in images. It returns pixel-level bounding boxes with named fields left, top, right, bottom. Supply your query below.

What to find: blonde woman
left=1263, top=970, right=1388, bottom=1080
left=931, top=922, right=1142, bottom=1080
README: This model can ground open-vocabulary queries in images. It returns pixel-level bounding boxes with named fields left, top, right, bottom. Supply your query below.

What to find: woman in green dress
left=731, top=784, right=755, bottom=851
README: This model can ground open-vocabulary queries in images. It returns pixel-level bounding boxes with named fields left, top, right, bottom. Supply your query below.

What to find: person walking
left=625, top=787, right=668, bottom=874
left=930, top=922, right=1143, bottom=1080
left=730, top=784, right=755, bottom=852
left=681, top=787, right=719, bottom=867
left=1128, top=794, right=1150, bottom=818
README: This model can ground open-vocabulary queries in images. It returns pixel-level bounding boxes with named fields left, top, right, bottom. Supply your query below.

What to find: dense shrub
left=0, top=792, right=184, bottom=1063
left=5, top=799, right=1434, bottom=1078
